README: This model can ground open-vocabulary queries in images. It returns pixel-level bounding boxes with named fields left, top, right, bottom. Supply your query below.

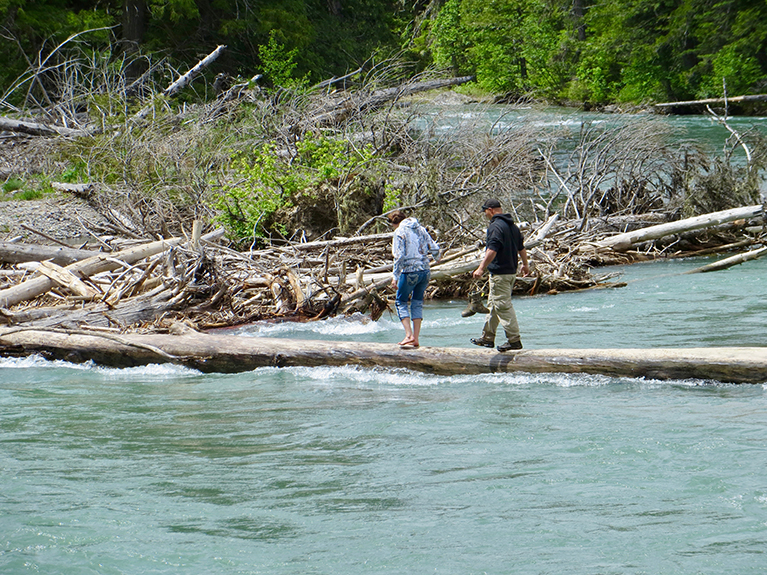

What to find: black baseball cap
left=481, top=198, right=501, bottom=211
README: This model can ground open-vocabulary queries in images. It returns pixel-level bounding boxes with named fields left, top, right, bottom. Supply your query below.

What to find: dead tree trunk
left=1, top=328, right=765, bottom=383
left=685, top=245, right=767, bottom=274
left=0, top=229, right=223, bottom=308
left=0, top=116, right=91, bottom=137
left=305, top=76, right=475, bottom=127
left=654, top=94, right=767, bottom=109
left=595, top=205, right=764, bottom=252
left=0, top=241, right=100, bottom=266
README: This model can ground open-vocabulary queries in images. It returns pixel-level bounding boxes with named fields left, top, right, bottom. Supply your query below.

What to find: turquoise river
left=2, top=254, right=766, bottom=574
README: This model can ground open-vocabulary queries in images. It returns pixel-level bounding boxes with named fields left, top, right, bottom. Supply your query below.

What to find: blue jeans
left=395, top=270, right=430, bottom=320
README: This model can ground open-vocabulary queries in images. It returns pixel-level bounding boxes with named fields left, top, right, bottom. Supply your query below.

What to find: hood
left=492, top=213, right=515, bottom=226
left=401, top=217, right=420, bottom=229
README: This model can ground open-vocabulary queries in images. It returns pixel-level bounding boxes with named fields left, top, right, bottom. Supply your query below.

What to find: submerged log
left=1, top=328, right=765, bottom=384
left=685, top=245, right=767, bottom=274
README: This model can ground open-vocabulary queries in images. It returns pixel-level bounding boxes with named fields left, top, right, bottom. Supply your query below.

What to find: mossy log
left=1, top=328, right=765, bottom=384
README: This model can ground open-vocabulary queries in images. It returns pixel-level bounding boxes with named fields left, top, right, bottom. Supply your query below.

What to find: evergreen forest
left=2, top=0, right=767, bottom=104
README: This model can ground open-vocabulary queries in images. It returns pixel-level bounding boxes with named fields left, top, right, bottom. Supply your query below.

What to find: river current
left=2, top=255, right=766, bottom=574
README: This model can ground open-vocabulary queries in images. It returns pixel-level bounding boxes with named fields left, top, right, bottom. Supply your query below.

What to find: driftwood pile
left=1, top=204, right=764, bottom=335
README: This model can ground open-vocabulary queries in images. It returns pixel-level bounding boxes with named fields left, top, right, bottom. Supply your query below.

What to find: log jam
left=1, top=328, right=766, bottom=384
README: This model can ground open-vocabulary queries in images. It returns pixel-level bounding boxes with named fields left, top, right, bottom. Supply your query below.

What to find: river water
left=421, top=104, right=767, bottom=198
left=2, top=255, right=766, bottom=574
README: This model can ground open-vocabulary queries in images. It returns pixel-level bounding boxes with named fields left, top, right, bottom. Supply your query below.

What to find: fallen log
left=525, top=214, right=559, bottom=249
left=0, top=328, right=764, bottom=383
left=34, top=261, right=97, bottom=298
left=0, top=116, right=91, bottom=137
left=4, top=289, right=178, bottom=329
left=685, top=245, right=767, bottom=274
left=654, top=94, right=767, bottom=109
left=163, top=45, right=227, bottom=98
left=50, top=182, right=97, bottom=197
left=0, top=240, right=101, bottom=266
left=595, top=204, right=764, bottom=251
left=0, top=228, right=224, bottom=308
left=306, top=75, right=474, bottom=127
left=134, top=45, right=227, bottom=121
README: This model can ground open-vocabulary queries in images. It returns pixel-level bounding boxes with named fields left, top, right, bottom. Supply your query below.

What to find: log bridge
left=1, top=328, right=765, bottom=384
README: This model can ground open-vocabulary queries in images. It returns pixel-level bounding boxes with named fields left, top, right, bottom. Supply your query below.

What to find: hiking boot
left=470, top=337, right=495, bottom=348
left=497, top=340, right=523, bottom=352
left=461, top=291, right=490, bottom=317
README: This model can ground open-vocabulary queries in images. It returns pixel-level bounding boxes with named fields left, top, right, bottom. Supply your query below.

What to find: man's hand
left=518, top=248, right=530, bottom=277
left=473, top=249, right=496, bottom=279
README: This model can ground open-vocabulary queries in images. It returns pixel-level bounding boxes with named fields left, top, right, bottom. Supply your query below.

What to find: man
left=470, top=198, right=530, bottom=352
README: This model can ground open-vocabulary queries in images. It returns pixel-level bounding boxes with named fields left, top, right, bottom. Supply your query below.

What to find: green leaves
left=258, top=31, right=308, bottom=89
left=427, top=0, right=767, bottom=103
left=214, top=133, right=378, bottom=242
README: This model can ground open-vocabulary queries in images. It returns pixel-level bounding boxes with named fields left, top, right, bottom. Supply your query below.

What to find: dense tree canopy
left=1, top=0, right=766, bottom=104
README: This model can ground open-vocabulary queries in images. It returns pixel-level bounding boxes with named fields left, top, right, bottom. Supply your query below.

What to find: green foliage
left=214, top=132, right=378, bottom=242
left=1, top=178, right=24, bottom=194
left=258, top=31, right=308, bottom=89
left=428, top=0, right=767, bottom=103
left=147, top=0, right=199, bottom=22
left=10, top=187, right=47, bottom=201
left=3, top=0, right=767, bottom=111
left=383, top=184, right=401, bottom=213
left=430, top=0, right=574, bottom=97
left=432, top=0, right=470, bottom=74
left=0, top=177, right=49, bottom=201
left=698, top=44, right=762, bottom=98
left=571, top=53, right=615, bottom=103
left=59, top=163, right=88, bottom=184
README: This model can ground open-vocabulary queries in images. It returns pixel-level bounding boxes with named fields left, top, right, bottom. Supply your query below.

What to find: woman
left=388, top=210, right=441, bottom=347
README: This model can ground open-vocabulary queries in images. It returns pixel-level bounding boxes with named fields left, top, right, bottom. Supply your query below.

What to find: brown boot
left=461, top=291, right=490, bottom=317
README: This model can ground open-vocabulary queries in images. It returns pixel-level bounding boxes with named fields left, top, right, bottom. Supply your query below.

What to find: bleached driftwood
left=0, top=229, right=224, bottom=308
left=134, top=45, right=227, bottom=120
left=654, top=94, right=767, bottom=109
left=50, top=182, right=97, bottom=197
left=595, top=205, right=764, bottom=251
left=0, top=240, right=100, bottom=266
left=163, top=45, right=227, bottom=98
left=525, top=214, right=559, bottom=249
left=305, top=76, right=474, bottom=127
left=34, top=261, right=97, bottom=298
left=685, top=245, right=767, bottom=274
left=5, top=289, right=178, bottom=329
left=1, top=328, right=766, bottom=384
left=0, top=116, right=90, bottom=137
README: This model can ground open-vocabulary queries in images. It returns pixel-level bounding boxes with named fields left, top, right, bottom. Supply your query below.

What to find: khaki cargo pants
left=480, top=273, right=521, bottom=344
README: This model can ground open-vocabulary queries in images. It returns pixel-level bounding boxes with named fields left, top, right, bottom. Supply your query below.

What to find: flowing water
left=2, top=256, right=767, bottom=574
left=418, top=104, right=767, bottom=198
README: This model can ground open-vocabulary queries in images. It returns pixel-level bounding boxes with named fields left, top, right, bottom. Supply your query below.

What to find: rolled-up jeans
left=481, top=273, right=521, bottom=343
left=395, top=270, right=430, bottom=320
